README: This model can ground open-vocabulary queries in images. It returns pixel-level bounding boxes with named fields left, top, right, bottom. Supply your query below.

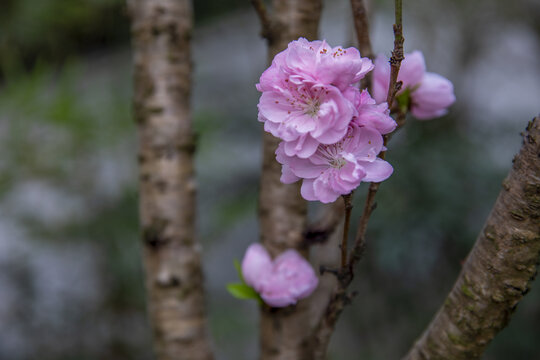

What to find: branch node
left=320, top=265, right=339, bottom=276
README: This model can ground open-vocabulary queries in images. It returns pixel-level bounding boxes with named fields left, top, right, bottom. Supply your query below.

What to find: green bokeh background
left=0, top=0, right=538, bottom=359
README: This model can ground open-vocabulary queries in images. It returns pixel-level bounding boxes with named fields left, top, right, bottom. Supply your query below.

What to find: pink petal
left=371, top=54, right=390, bottom=103
left=273, top=250, right=319, bottom=299
left=360, top=158, right=394, bottom=182
left=316, top=45, right=374, bottom=90
left=241, top=244, right=273, bottom=292
left=300, top=179, right=317, bottom=201
left=398, top=50, right=426, bottom=88
left=283, top=134, right=320, bottom=158
left=287, top=157, right=326, bottom=179
left=313, top=173, right=342, bottom=203
left=411, top=72, right=456, bottom=120
left=345, top=125, right=384, bottom=160
left=280, top=164, right=300, bottom=184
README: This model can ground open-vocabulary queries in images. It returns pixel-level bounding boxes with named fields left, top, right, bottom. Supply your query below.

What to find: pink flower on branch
left=258, top=80, right=356, bottom=158
left=277, top=124, right=393, bottom=203
left=241, top=244, right=318, bottom=308
left=351, top=89, right=397, bottom=135
left=257, top=38, right=374, bottom=158
left=257, top=38, right=374, bottom=92
left=372, top=50, right=456, bottom=120
left=256, top=37, right=395, bottom=201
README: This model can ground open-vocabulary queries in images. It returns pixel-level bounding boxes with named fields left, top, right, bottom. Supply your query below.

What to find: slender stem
left=310, top=1, right=405, bottom=356
left=340, top=193, right=354, bottom=268
left=386, top=0, right=404, bottom=107
left=350, top=0, right=374, bottom=90
left=350, top=0, right=404, bottom=267
left=349, top=182, right=378, bottom=266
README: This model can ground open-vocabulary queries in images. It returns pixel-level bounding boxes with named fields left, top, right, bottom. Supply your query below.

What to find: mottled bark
left=253, top=0, right=323, bottom=359
left=128, top=1, right=213, bottom=359
left=404, top=117, right=540, bottom=360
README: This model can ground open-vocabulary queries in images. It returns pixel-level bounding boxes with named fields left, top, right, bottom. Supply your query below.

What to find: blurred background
left=0, top=0, right=539, bottom=359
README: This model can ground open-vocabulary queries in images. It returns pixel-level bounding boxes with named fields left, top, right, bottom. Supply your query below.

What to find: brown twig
left=386, top=0, right=404, bottom=106
left=348, top=0, right=404, bottom=269
left=310, top=1, right=404, bottom=357
left=341, top=193, right=354, bottom=268
left=348, top=182, right=378, bottom=266
left=350, top=0, right=374, bottom=89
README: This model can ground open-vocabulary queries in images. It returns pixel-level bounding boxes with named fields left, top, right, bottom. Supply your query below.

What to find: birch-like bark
left=404, top=117, right=540, bottom=360
left=129, top=1, right=213, bottom=359
left=253, top=0, right=323, bottom=359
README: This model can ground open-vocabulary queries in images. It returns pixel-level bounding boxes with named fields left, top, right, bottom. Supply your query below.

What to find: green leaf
left=226, top=283, right=259, bottom=300
left=396, top=88, right=411, bottom=113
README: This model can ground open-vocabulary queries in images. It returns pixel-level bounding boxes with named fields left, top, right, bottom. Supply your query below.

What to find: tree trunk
left=128, top=1, right=214, bottom=359
left=255, top=0, right=323, bottom=359
left=404, top=117, right=540, bottom=360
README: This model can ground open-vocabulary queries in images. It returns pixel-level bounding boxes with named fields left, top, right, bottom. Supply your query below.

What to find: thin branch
left=350, top=0, right=374, bottom=89
left=341, top=193, right=354, bottom=268
left=310, top=1, right=404, bottom=357
left=403, top=117, right=540, bottom=360
left=349, top=0, right=404, bottom=269
left=386, top=0, right=404, bottom=106
left=349, top=182, right=378, bottom=266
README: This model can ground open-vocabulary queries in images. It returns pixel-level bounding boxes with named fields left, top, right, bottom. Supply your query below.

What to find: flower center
left=317, top=144, right=347, bottom=169
left=304, top=99, right=320, bottom=117
left=329, top=157, right=346, bottom=169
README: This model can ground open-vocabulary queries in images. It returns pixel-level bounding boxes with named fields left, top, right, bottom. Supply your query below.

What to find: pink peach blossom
left=241, top=244, right=319, bottom=307
left=257, top=38, right=374, bottom=92
left=256, top=38, right=376, bottom=158
left=410, top=73, right=456, bottom=120
left=258, top=80, right=356, bottom=158
left=277, top=123, right=393, bottom=203
left=372, top=50, right=455, bottom=120
left=241, top=243, right=272, bottom=293
left=351, top=89, right=396, bottom=134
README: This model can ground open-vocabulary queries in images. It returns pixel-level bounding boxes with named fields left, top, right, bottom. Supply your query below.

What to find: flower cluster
left=372, top=51, right=456, bottom=119
left=257, top=38, right=396, bottom=203
left=241, top=243, right=318, bottom=307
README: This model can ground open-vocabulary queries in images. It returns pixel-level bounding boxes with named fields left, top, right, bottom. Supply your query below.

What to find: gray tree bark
left=128, top=1, right=214, bottom=359
left=252, top=0, right=324, bottom=359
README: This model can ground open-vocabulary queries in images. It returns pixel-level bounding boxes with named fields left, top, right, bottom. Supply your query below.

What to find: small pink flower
left=241, top=244, right=318, bottom=307
left=258, top=38, right=373, bottom=92
left=372, top=51, right=455, bottom=120
left=410, top=73, right=456, bottom=120
left=256, top=38, right=375, bottom=158
left=241, top=243, right=272, bottom=293
left=277, top=123, right=393, bottom=203
left=258, top=80, right=355, bottom=158
left=351, top=89, right=396, bottom=134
